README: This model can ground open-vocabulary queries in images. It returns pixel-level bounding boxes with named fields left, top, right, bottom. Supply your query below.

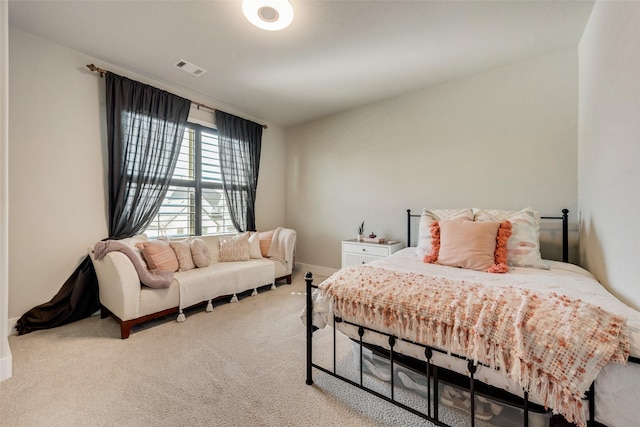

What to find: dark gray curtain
left=16, top=73, right=190, bottom=335
left=107, top=72, right=191, bottom=237
left=215, top=110, right=263, bottom=232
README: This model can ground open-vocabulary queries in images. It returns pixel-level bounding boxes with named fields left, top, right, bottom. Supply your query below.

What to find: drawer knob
left=362, top=248, right=366, bottom=252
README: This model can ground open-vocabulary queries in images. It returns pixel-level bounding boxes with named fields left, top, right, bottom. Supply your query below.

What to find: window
left=145, top=123, right=236, bottom=238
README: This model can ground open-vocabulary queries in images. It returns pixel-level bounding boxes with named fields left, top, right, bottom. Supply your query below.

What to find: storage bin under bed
left=351, top=342, right=551, bottom=427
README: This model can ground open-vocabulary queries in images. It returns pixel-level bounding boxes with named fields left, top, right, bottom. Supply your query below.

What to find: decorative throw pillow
left=170, top=239, right=196, bottom=272
left=473, top=207, right=548, bottom=269
left=416, top=209, right=474, bottom=258
left=259, top=229, right=275, bottom=257
left=437, top=220, right=501, bottom=271
left=425, top=220, right=512, bottom=273
left=219, top=233, right=250, bottom=262
left=248, top=232, right=263, bottom=259
left=190, top=238, right=211, bottom=268
left=136, top=238, right=179, bottom=272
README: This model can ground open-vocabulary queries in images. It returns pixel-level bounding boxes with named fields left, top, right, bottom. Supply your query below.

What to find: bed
left=303, top=208, right=640, bottom=427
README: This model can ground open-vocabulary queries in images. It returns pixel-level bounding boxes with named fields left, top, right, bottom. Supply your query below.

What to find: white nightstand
left=341, top=239, right=404, bottom=268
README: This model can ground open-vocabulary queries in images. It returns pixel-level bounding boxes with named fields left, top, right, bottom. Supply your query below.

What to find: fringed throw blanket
left=319, top=265, right=629, bottom=427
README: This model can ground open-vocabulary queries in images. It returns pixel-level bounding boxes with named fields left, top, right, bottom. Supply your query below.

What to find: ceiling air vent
left=173, top=59, right=207, bottom=77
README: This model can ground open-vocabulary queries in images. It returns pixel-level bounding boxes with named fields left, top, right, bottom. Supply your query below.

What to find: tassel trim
left=206, top=300, right=213, bottom=312
left=176, top=309, right=186, bottom=322
left=230, top=294, right=239, bottom=303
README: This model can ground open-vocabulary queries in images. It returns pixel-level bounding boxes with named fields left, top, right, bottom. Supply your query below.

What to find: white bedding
left=308, top=248, right=640, bottom=427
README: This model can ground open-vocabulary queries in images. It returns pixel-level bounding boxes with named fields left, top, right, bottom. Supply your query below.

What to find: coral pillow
left=170, top=239, right=196, bottom=272
left=220, top=233, right=250, bottom=262
left=259, top=229, right=275, bottom=257
left=425, top=220, right=512, bottom=273
left=136, top=239, right=179, bottom=272
left=190, top=238, right=211, bottom=268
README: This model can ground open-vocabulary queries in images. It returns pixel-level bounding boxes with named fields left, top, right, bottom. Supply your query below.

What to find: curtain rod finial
left=86, top=64, right=106, bottom=77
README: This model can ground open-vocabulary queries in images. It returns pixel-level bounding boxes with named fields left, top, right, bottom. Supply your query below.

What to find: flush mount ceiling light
left=242, top=0, right=294, bottom=31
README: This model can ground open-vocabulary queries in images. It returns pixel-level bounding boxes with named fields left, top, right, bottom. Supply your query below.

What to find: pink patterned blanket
left=319, top=265, right=629, bottom=427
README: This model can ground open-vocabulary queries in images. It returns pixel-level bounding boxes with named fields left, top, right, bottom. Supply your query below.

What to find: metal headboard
left=407, top=208, right=569, bottom=263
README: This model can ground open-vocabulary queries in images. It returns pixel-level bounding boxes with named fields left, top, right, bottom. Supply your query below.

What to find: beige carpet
left=1, top=270, right=495, bottom=427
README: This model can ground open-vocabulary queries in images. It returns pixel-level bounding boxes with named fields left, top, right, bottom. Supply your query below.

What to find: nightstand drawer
left=341, top=240, right=403, bottom=268
left=342, top=243, right=390, bottom=257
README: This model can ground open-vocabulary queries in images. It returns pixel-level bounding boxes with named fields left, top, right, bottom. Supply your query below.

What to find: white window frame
left=145, top=123, right=236, bottom=238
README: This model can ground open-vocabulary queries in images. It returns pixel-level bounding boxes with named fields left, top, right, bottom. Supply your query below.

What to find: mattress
left=309, top=248, right=640, bottom=427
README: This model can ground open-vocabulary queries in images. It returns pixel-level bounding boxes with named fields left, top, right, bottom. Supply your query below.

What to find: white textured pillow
left=219, top=233, right=250, bottom=262
left=416, top=208, right=474, bottom=258
left=248, top=232, right=263, bottom=259
left=473, top=207, right=548, bottom=269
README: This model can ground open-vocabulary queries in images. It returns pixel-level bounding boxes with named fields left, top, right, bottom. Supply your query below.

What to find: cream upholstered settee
left=89, top=228, right=296, bottom=339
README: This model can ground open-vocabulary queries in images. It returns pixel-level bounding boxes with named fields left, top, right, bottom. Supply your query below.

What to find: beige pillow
left=248, top=232, right=263, bottom=259
left=437, top=220, right=500, bottom=271
left=190, top=238, right=211, bottom=268
left=170, top=239, right=195, bottom=271
left=219, top=233, right=250, bottom=262
left=259, top=229, right=275, bottom=257
left=136, top=239, right=179, bottom=272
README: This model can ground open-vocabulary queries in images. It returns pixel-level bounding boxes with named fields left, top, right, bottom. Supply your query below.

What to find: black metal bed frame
left=305, top=208, right=638, bottom=427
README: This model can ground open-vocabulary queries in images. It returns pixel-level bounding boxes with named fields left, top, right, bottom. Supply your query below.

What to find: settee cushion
left=190, top=238, right=211, bottom=268
left=220, top=233, right=250, bottom=262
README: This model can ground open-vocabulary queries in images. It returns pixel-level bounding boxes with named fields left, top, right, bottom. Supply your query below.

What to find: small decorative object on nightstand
left=342, top=239, right=403, bottom=268
left=357, top=220, right=365, bottom=242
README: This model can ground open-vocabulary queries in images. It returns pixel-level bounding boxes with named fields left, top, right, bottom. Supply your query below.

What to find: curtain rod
left=86, top=64, right=267, bottom=129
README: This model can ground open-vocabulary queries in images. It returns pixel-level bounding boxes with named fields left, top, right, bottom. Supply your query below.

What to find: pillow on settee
left=259, top=230, right=275, bottom=257
left=190, top=238, right=211, bottom=268
left=170, top=239, right=196, bottom=271
left=220, top=233, right=250, bottom=262
left=248, top=232, right=263, bottom=259
left=425, top=219, right=511, bottom=273
left=136, top=238, right=179, bottom=272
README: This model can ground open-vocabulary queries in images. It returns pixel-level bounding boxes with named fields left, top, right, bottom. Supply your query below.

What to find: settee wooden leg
left=286, top=274, right=292, bottom=284
left=120, top=322, right=133, bottom=339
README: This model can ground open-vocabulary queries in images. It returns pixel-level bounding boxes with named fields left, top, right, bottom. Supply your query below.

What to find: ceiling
left=8, top=0, right=595, bottom=128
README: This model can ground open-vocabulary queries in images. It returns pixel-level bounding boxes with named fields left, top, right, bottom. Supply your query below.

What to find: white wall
left=1, top=0, right=13, bottom=381
left=578, top=2, right=640, bottom=310
left=286, top=50, right=579, bottom=270
left=8, top=27, right=286, bottom=321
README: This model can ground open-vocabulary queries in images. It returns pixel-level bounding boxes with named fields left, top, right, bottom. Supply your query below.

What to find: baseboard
left=8, top=317, right=17, bottom=336
left=295, top=262, right=337, bottom=279
left=0, top=348, right=12, bottom=381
